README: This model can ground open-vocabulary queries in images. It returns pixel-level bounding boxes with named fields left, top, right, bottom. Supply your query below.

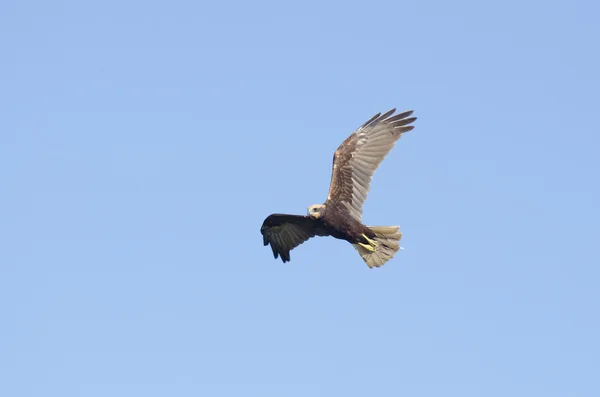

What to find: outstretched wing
left=327, top=109, right=416, bottom=221
left=260, top=214, right=329, bottom=263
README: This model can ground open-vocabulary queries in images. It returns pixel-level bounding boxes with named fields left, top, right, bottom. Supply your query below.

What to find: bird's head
left=307, top=204, right=326, bottom=219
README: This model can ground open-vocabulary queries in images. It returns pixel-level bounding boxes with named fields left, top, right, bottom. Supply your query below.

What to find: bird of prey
left=260, top=109, right=417, bottom=268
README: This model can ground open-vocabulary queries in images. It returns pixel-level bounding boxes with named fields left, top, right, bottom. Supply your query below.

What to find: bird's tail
left=352, top=226, right=403, bottom=268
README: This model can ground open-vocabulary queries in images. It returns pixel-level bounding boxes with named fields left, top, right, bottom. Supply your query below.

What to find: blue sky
left=1, top=0, right=599, bottom=395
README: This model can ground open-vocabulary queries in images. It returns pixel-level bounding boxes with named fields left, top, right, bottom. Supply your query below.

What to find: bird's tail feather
left=352, top=226, right=402, bottom=268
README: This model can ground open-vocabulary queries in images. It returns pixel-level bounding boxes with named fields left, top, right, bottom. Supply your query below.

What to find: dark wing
left=260, top=214, right=329, bottom=263
left=326, top=109, right=416, bottom=221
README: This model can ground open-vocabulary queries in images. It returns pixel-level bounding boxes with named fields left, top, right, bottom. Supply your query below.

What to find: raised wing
left=260, top=214, right=329, bottom=263
left=326, top=109, right=416, bottom=220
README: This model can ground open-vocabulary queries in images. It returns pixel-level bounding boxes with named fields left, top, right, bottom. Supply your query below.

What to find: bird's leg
left=362, top=234, right=378, bottom=247
left=358, top=242, right=376, bottom=252
left=358, top=233, right=378, bottom=252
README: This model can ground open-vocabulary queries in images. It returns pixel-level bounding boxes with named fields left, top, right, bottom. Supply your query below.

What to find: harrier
left=260, top=109, right=417, bottom=268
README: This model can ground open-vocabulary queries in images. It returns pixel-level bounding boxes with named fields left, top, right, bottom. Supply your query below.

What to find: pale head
left=307, top=204, right=326, bottom=219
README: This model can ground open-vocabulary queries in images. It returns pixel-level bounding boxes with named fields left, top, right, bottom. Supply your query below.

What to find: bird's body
left=316, top=201, right=375, bottom=243
left=260, top=109, right=417, bottom=268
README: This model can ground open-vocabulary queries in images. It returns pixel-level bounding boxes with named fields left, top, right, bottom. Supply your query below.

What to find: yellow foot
left=358, top=242, right=376, bottom=252
left=361, top=234, right=379, bottom=247
left=358, top=234, right=378, bottom=252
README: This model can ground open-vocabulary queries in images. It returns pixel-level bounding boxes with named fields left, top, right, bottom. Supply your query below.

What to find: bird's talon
left=361, top=233, right=379, bottom=247
left=358, top=242, right=376, bottom=252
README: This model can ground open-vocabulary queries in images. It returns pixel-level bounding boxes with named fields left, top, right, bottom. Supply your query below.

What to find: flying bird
left=260, top=109, right=417, bottom=268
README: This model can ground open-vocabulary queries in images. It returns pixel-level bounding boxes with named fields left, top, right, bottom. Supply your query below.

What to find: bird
left=260, top=108, right=417, bottom=268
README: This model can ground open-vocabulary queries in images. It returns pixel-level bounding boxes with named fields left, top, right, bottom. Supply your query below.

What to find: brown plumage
left=260, top=109, right=417, bottom=268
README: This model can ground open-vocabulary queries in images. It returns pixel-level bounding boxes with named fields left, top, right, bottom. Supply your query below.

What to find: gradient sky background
left=2, top=1, right=599, bottom=396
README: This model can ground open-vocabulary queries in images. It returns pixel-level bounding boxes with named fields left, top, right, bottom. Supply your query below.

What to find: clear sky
left=2, top=0, right=599, bottom=396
